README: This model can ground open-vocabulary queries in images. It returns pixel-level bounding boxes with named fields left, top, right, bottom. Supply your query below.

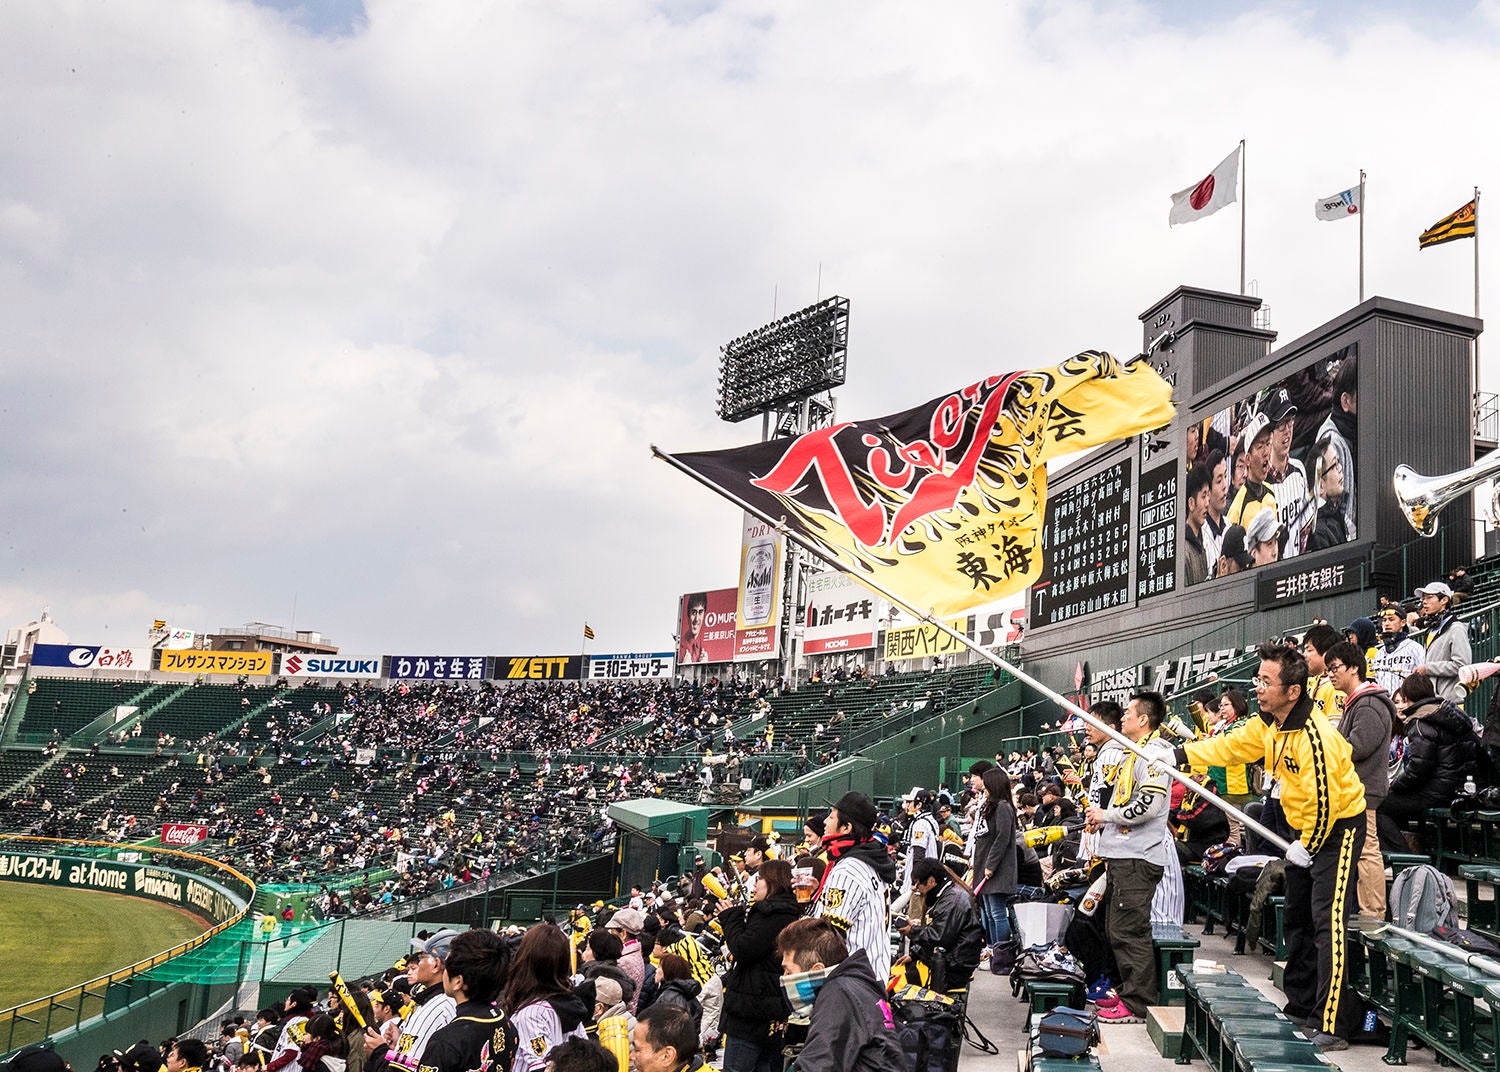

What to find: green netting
left=138, top=918, right=426, bottom=985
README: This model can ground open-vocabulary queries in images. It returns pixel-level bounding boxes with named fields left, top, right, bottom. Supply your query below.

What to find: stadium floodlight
left=717, top=296, right=850, bottom=424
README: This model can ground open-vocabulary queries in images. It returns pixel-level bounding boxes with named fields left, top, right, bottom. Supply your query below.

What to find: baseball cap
left=1220, top=524, right=1253, bottom=569
left=746, top=835, right=771, bottom=854
left=594, top=977, right=624, bottom=1009
left=1415, top=581, right=1454, bottom=599
left=828, top=790, right=879, bottom=830
left=607, top=907, right=646, bottom=935
left=1264, top=386, right=1297, bottom=423
left=1243, top=508, right=1280, bottom=548
left=900, top=785, right=925, bottom=802
left=1238, top=411, right=1271, bottom=451
left=410, top=928, right=461, bottom=961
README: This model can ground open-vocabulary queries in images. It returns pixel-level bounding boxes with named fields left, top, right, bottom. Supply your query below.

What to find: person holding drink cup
left=715, top=859, right=803, bottom=1072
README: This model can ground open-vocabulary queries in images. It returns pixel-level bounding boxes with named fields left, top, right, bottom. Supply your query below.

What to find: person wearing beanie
left=1371, top=605, right=1423, bottom=695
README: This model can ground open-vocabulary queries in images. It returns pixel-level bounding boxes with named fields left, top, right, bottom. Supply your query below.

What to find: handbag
left=1037, top=1006, right=1098, bottom=1057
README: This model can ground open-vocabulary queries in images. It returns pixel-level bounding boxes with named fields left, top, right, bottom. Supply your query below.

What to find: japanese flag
left=1169, top=146, right=1241, bottom=226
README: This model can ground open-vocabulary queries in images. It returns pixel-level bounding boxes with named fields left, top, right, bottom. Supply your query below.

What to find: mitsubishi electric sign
left=279, top=654, right=383, bottom=679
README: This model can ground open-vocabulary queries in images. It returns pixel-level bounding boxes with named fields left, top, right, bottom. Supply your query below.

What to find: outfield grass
left=0, top=882, right=209, bottom=1012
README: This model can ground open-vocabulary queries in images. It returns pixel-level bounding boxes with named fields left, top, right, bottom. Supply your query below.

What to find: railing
left=0, top=836, right=255, bottom=1055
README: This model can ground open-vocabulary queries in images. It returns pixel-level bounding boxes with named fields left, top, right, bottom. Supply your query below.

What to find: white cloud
left=2, top=0, right=1498, bottom=651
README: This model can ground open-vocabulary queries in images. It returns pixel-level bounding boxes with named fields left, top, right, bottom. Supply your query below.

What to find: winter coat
left=616, top=940, right=646, bottom=1013
left=650, top=978, right=702, bottom=1037
left=793, top=949, right=907, bottom=1072
left=1336, top=682, right=1395, bottom=810
left=718, top=889, right=803, bottom=1044
left=976, top=798, right=1017, bottom=896
left=1307, top=498, right=1348, bottom=553
left=907, top=880, right=986, bottom=985
left=1420, top=614, right=1472, bottom=704
left=1389, top=695, right=1478, bottom=806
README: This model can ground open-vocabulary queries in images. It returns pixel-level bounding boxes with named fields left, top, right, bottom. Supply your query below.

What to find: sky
left=3, top=0, right=1499, bottom=655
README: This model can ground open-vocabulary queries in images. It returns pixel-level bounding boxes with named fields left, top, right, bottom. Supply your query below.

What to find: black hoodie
left=844, top=836, right=899, bottom=883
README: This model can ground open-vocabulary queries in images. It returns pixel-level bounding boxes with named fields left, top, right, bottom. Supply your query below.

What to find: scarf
left=813, top=832, right=860, bottom=900
left=779, top=965, right=835, bottom=1022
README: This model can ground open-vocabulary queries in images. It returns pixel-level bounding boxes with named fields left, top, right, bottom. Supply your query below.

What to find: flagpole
left=1475, top=186, right=1482, bottom=403
left=649, top=443, right=1291, bottom=853
left=1358, top=169, right=1366, bottom=303
left=1239, top=138, right=1247, bottom=295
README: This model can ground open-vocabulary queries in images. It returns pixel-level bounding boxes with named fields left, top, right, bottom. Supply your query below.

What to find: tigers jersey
left=390, top=991, right=457, bottom=1071
left=509, top=1000, right=584, bottom=1072
left=1307, top=675, right=1345, bottom=722
left=813, top=853, right=892, bottom=984
left=901, top=813, right=941, bottom=890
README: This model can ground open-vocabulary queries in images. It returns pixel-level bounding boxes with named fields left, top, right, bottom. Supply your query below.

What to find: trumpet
left=1395, top=452, right=1500, bottom=537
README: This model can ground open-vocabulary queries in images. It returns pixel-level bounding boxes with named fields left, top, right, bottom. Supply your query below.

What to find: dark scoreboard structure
left=1019, top=284, right=1481, bottom=721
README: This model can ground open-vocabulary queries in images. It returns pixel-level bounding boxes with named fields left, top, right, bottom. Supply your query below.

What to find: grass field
left=0, top=882, right=209, bottom=1011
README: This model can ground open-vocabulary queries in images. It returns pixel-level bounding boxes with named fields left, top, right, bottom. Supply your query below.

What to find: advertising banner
left=161, top=823, right=209, bottom=847
left=388, top=655, right=487, bottom=680
left=492, top=655, right=583, bottom=681
left=675, top=588, right=737, bottom=665
left=30, top=644, right=149, bottom=671
left=1255, top=543, right=1368, bottom=610
left=734, top=513, right=783, bottom=661
left=588, top=653, right=676, bottom=680
left=162, top=629, right=197, bottom=650
left=883, top=618, right=970, bottom=663
left=0, top=852, right=243, bottom=924
left=160, top=650, right=273, bottom=675
left=802, top=572, right=881, bottom=655
left=280, top=654, right=383, bottom=679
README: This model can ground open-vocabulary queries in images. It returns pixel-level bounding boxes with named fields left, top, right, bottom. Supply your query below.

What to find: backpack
left=1389, top=864, right=1460, bottom=934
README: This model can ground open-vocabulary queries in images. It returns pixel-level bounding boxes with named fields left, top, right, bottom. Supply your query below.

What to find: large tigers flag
left=662, top=351, right=1174, bottom=617
left=1419, top=199, right=1477, bottom=249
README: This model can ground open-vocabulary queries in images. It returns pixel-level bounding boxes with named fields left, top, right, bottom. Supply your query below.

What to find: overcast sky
left=3, top=0, right=1497, bottom=654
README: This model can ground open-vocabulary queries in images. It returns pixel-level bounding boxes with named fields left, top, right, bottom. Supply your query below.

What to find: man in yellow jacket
left=1175, top=642, right=1366, bottom=1052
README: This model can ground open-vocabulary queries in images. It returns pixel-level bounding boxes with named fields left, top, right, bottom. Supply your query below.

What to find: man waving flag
left=657, top=351, right=1174, bottom=617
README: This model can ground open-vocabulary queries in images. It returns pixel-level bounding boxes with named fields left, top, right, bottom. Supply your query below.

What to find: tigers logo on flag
left=665, top=351, right=1174, bottom=616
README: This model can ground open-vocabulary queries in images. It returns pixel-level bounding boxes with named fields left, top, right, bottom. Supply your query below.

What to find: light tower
left=716, top=296, right=851, bottom=669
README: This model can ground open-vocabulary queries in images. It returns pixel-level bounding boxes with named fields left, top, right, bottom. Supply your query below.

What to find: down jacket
left=1389, top=695, right=1477, bottom=807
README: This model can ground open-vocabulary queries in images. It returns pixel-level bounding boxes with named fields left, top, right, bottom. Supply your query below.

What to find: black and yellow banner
left=665, top=352, right=1174, bottom=617
left=493, top=655, right=583, bottom=680
left=1419, top=199, right=1477, bottom=249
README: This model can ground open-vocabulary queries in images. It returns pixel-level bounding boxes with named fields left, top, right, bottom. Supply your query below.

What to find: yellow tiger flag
left=661, top=351, right=1174, bottom=617
left=583, top=623, right=595, bottom=640
left=1419, top=199, right=1477, bottom=249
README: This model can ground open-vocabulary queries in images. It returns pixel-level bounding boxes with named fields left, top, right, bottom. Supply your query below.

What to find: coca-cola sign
left=161, top=823, right=208, bottom=847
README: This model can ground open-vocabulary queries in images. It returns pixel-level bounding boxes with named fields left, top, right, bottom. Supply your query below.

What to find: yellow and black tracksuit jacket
left=1177, top=694, right=1365, bottom=853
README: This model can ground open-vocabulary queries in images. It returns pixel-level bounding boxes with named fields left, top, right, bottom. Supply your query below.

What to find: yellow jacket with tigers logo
left=1179, top=693, right=1365, bottom=854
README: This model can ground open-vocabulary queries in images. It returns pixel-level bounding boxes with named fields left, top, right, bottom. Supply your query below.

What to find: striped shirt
left=390, top=990, right=456, bottom=1071
left=901, top=813, right=942, bottom=890
left=814, top=853, right=892, bottom=984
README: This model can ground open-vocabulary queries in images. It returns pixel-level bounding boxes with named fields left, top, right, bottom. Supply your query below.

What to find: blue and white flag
left=1315, top=185, right=1362, bottom=220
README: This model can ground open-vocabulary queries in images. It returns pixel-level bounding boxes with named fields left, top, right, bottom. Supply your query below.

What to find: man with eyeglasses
left=1174, top=643, right=1366, bottom=1051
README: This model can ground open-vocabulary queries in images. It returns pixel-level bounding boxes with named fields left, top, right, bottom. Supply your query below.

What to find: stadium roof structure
left=607, top=798, right=709, bottom=842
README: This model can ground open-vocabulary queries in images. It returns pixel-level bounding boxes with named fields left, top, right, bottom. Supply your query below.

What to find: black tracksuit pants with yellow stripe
left=1282, top=813, right=1364, bottom=1038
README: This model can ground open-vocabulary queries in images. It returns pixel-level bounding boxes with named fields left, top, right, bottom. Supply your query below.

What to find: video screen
left=1182, top=348, right=1357, bottom=586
